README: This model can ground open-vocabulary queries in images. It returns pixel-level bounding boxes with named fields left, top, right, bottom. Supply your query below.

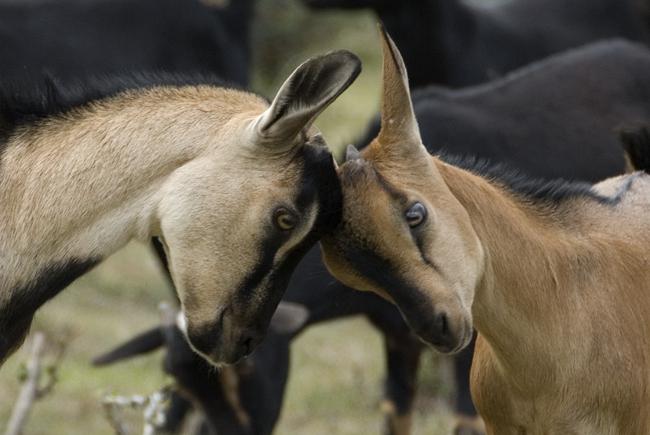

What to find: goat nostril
left=436, top=312, right=449, bottom=338
left=242, top=336, right=254, bottom=355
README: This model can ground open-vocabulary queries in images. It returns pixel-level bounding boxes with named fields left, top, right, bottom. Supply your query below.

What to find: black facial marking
left=203, top=143, right=342, bottom=339
left=0, top=258, right=99, bottom=362
left=337, top=241, right=440, bottom=343
left=343, top=163, right=437, bottom=271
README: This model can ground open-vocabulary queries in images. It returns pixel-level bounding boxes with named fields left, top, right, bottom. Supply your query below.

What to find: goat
left=98, top=36, right=650, bottom=435
left=321, top=27, right=650, bottom=434
left=0, top=52, right=361, bottom=365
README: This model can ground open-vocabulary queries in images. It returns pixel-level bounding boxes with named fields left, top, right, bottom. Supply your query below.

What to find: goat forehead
left=340, top=162, right=412, bottom=211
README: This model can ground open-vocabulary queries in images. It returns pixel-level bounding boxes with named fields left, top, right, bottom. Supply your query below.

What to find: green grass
left=0, top=2, right=459, bottom=434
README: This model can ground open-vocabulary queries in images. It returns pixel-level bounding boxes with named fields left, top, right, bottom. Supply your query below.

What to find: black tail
left=620, top=126, right=650, bottom=173
left=92, top=327, right=164, bottom=366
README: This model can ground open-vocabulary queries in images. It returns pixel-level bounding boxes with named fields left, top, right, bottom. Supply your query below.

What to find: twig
left=4, top=332, right=46, bottom=435
left=101, top=303, right=175, bottom=435
left=101, top=387, right=171, bottom=435
left=142, top=389, right=170, bottom=435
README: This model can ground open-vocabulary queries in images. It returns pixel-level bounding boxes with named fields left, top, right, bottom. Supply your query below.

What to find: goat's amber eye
left=406, top=202, right=427, bottom=228
left=274, top=208, right=297, bottom=231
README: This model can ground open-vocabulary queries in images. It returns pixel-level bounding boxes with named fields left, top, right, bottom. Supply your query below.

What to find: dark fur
left=361, top=40, right=650, bottom=183
left=0, top=0, right=253, bottom=149
left=95, top=322, right=290, bottom=435
left=0, top=0, right=253, bottom=85
left=620, top=126, right=650, bottom=173
left=304, top=0, right=650, bottom=87
left=440, top=154, right=618, bottom=206
left=0, top=259, right=99, bottom=364
left=93, top=328, right=166, bottom=365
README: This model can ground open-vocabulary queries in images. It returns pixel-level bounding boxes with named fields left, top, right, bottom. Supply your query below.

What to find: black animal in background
left=621, top=126, right=650, bottom=173
left=95, top=242, right=427, bottom=435
left=0, top=0, right=254, bottom=86
left=303, top=0, right=650, bottom=87
left=360, top=39, right=650, bottom=181
left=622, top=127, right=650, bottom=173
left=93, top=301, right=307, bottom=435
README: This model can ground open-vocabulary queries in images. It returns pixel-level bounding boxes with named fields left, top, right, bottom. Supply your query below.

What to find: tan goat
left=321, top=28, right=650, bottom=434
left=0, top=51, right=360, bottom=366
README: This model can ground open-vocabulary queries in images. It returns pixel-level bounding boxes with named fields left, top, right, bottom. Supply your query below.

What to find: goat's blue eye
left=274, top=207, right=297, bottom=231
left=405, top=202, right=427, bottom=228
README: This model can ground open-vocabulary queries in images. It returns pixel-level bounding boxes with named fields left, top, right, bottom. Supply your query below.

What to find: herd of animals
left=1, top=0, right=650, bottom=434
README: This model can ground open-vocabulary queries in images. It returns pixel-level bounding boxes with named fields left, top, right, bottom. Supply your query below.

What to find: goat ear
left=376, top=24, right=426, bottom=158
left=91, top=327, right=164, bottom=366
left=269, top=302, right=310, bottom=335
left=619, top=125, right=650, bottom=173
left=255, top=50, right=362, bottom=147
left=345, top=144, right=361, bottom=162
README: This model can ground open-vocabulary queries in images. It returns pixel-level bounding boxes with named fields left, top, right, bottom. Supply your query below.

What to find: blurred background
left=0, top=1, right=459, bottom=433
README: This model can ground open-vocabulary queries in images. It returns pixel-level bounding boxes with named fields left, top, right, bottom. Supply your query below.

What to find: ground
left=0, top=1, right=459, bottom=433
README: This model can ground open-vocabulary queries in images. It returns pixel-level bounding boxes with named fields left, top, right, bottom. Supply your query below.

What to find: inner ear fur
left=256, top=50, right=362, bottom=146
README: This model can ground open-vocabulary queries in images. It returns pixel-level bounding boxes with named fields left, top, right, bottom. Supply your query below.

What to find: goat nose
left=435, top=311, right=451, bottom=341
left=433, top=311, right=449, bottom=341
left=237, top=332, right=262, bottom=357
left=242, top=336, right=254, bottom=355
left=411, top=308, right=463, bottom=353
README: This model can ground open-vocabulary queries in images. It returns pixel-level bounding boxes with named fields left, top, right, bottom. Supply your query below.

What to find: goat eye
left=405, top=202, right=427, bottom=228
left=274, top=208, right=297, bottom=231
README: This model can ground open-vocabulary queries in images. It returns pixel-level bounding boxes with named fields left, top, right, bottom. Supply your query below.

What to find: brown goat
left=321, top=27, right=650, bottom=434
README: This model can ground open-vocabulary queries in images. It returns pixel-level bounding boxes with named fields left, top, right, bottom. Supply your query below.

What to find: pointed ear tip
left=345, top=144, right=361, bottom=161
left=377, top=30, right=402, bottom=69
